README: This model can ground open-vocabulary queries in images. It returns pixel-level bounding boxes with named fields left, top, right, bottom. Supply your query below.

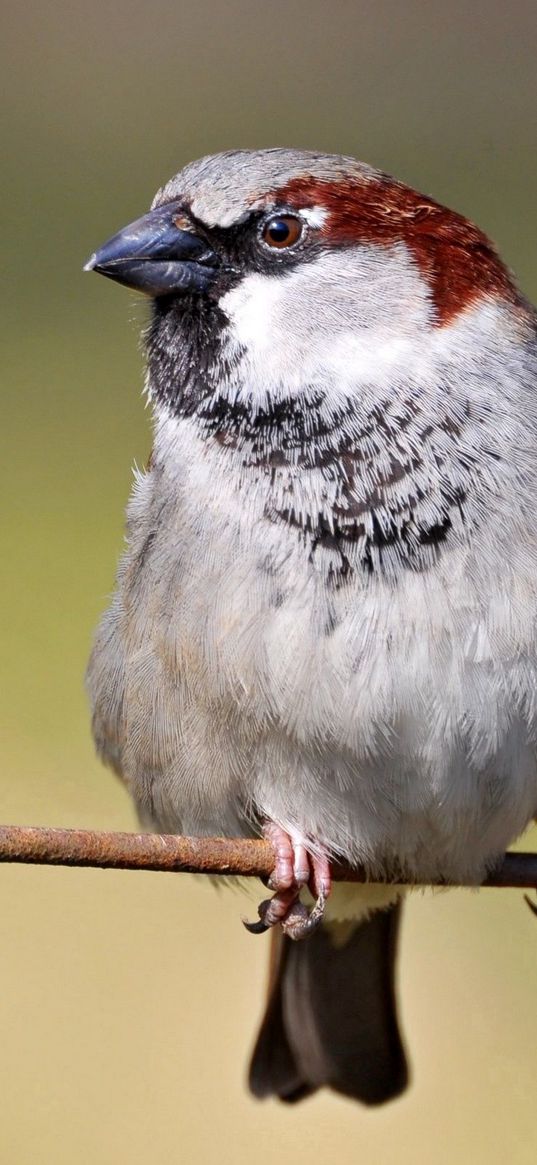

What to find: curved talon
left=241, top=896, right=276, bottom=934
left=242, top=888, right=296, bottom=934
left=524, top=893, right=537, bottom=917
left=242, top=914, right=270, bottom=935
left=243, top=888, right=328, bottom=941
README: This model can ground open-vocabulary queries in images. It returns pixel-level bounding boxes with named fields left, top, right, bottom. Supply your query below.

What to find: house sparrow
left=85, top=148, right=537, bottom=1106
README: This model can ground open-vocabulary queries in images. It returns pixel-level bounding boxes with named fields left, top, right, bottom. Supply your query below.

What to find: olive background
left=2, top=2, right=537, bottom=1161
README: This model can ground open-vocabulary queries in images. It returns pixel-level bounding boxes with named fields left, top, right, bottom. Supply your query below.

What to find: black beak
left=84, top=199, right=219, bottom=296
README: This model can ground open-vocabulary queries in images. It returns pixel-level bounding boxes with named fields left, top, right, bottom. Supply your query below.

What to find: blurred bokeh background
left=2, top=1, right=537, bottom=1161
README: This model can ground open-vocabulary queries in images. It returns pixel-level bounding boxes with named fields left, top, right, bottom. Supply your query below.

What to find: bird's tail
left=248, top=900, right=408, bottom=1105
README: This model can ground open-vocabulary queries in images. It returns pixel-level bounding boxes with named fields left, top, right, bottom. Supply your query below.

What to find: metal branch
left=0, top=824, right=536, bottom=888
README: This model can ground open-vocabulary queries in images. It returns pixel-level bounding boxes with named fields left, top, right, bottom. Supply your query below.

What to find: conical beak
left=84, top=199, right=219, bottom=297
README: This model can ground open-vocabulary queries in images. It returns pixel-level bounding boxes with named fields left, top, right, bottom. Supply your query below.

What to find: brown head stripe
left=273, top=175, right=519, bottom=325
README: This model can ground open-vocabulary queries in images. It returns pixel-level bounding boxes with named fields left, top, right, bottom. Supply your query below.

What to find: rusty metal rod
left=0, top=824, right=535, bottom=887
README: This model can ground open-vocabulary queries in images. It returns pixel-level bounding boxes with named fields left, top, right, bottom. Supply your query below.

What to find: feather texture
left=86, top=149, right=537, bottom=1105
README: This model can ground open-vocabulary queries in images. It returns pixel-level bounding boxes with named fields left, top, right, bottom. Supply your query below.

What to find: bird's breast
left=88, top=423, right=537, bottom=874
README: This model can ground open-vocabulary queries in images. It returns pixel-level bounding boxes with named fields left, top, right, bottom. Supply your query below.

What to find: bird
left=85, top=147, right=537, bottom=1106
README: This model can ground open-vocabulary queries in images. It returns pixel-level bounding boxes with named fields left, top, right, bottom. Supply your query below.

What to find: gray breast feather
left=87, top=423, right=537, bottom=882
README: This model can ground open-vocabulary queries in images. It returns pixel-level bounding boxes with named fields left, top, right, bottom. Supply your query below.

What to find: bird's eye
left=261, top=215, right=303, bottom=249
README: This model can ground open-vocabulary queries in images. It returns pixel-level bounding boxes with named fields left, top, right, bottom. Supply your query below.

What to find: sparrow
left=85, top=148, right=537, bottom=1106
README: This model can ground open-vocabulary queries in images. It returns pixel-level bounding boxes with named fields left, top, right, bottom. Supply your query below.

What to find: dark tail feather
left=248, top=901, right=408, bottom=1106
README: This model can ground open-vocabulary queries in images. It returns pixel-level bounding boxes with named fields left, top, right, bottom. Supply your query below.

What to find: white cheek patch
left=216, top=247, right=438, bottom=414
left=220, top=274, right=284, bottom=354
left=299, top=206, right=328, bottom=228
left=218, top=247, right=433, bottom=402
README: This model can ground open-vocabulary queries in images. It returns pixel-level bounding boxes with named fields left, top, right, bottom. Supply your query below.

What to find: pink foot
left=243, top=823, right=332, bottom=941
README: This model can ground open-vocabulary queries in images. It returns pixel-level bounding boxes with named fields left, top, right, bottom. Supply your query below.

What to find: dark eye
left=261, top=215, right=303, bottom=249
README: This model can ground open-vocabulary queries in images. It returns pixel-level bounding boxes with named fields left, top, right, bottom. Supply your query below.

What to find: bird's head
left=86, top=148, right=528, bottom=424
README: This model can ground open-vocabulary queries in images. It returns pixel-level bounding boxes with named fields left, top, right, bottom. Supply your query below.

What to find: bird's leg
left=243, top=823, right=332, bottom=941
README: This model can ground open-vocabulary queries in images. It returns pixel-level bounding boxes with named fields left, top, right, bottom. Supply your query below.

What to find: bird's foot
left=242, top=823, right=331, bottom=941
left=524, top=893, right=537, bottom=917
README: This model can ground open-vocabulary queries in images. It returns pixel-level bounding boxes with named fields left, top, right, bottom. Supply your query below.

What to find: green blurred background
left=2, top=2, right=537, bottom=1161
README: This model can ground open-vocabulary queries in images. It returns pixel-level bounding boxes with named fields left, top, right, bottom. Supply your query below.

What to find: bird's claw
left=281, top=888, right=327, bottom=939
left=242, top=888, right=327, bottom=940
left=524, top=893, right=537, bottom=917
left=242, top=824, right=331, bottom=942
